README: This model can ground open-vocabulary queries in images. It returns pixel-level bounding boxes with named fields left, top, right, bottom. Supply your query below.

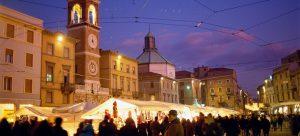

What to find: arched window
left=89, top=11, right=93, bottom=24
left=88, top=5, right=96, bottom=25
left=74, top=11, right=79, bottom=23
left=71, top=4, right=82, bottom=24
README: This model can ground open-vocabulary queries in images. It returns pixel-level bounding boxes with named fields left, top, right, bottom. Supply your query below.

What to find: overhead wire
left=15, top=0, right=66, bottom=10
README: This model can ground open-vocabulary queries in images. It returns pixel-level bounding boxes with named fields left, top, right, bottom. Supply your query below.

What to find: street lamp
left=57, top=34, right=63, bottom=42
left=117, top=55, right=122, bottom=59
left=186, top=85, right=191, bottom=90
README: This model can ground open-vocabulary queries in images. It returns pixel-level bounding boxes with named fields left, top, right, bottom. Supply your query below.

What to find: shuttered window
left=4, top=76, right=12, bottom=91
left=5, top=49, right=13, bottom=63
left=6, top=24, right=14, bottom=38
left=26, top=53, right=33, bottom=67
left=27, top=30, right=34, bottom=43
left=25, top=79, right=32, bottom=93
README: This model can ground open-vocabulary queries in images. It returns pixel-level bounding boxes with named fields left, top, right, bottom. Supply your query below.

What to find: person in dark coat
left=0, top=118, right=13, bottom=136
left=98, top=115, right=116, bottom=136
left=185, top=119, right=194, bottom=136
left=160, top=116, right=169, bottom=135
left=34, top=120, right=53, bottom=136
left=194, top=113, right=205, bottom=136
left=137, top=118, right=148, bottom=136
left=52, top=117, right=68, bottom=136
left=74, top=122, right=84, bottom=136
left=119, top=117, right=138, bottom=136
left=80, top=119, right=95, bottom=136
left=261, top=115, right=270, bottom=136
left=163, top=110, right=184, bottom=136
left=150, top=116, right=160, bottom=136
left=250, top=115, right=261, bottom=136
left=277, top=115, right=284, bottom=131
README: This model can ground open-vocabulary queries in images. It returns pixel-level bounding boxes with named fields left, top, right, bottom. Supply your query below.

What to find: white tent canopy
left=81, top=98, right=240, bottom=120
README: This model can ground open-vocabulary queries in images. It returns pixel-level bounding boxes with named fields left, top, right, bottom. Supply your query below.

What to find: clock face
left=88, top=34, right=97, bottom=49
left=88, top=60, right=98, bottom=75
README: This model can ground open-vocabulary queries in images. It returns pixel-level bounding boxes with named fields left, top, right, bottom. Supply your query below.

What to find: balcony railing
left=132, top=91, right=139, bottom=99
left=61, top=83, right=75, bottom=94
left=112, top=89, right=123, bottom=97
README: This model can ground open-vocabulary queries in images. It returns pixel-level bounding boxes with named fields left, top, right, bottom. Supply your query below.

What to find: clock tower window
left=88, top=5, right=96, bottom=25
left=71, top=4, right=82, bottom=24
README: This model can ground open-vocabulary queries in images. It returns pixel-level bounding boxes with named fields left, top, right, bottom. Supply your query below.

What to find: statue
left=113, top=101, right=118, bottom=118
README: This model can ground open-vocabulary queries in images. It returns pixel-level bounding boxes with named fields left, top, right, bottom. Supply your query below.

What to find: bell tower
left=67, top=0, right=101, bottom=103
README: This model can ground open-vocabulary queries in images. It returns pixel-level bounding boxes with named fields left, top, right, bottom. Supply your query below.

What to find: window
left=46, top=91, right=53, bottom=103
left=175, top=95, right=177, bottom=103
left=227, top=88, right=231, bottom=93
left=126, top=65, right=130, bottom=73
left=6, top=24, right=14, bottom=38
left=25, top=79, right=32, bottom=93
left=89, top=11, right=94, bottom=24
left=88, top=5, right=96, bottom=25
left=120, top=76, right=124, bottom=90
left=27, top=30, right=34, bottom=43
left=26, top=53, right=33, bottom=67
left=227, top=79, right=230, bottom=83
left=112, top=74, right=117, bottom=89
left=132, top=67, right=136, bottom=74
left=75, top=65, right=78, bottom=73
left=210, top=88, right=214, bottom=94
left=47, top=43, right=54, bottom=55
left=132, top=80, right=136, bottom=92
left=120, top=63, right=123, bottom=71
left=150, top=82, right=154, bottom=88
left=127, top=78, right=130, bottom=92
left=5, top=49, right=13, bottom=63
left=46, top=63, right=54, bottom=82
left=63, top=68, right=70, bottom=84
left=63, top=47, right=70, bottom=58
left=74, top=11, right=79, bottom=23
left=113, top=61, right=117, bottom=70
left=171, top=95, right=174, bottom=103
left=63, top=94, right=69, bottom=104
left=163, top=93, right=166, bottom=101
left=4, top=76, right=12, bottom=91
left=218, top=80, right=222, bottom=84
left=218, top=88, right=222, bottom=92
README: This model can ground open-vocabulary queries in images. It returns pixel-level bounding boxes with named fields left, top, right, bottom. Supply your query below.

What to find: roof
left=137, top=32, right=174, bottom=65
left=176, top=70, right=194, bottom=79
left=0, top=5, right=43, bottom=28
left=195, top=67, right=235, bottom=79
left=137, top=49, right=174, bottom=64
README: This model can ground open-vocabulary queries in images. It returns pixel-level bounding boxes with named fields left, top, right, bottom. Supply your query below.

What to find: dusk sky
left=2, top=0, right=299, bottom=97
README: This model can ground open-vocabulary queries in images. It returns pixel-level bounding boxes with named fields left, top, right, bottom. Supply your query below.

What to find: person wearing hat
left=164, top=110, right=184, bottom=136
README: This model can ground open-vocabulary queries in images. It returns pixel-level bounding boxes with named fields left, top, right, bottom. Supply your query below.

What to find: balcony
left=132, top=91, right=139, bottom=99
left=61, top=83, right=75, bottom=94
left=112, top=89, right=123, bottom=97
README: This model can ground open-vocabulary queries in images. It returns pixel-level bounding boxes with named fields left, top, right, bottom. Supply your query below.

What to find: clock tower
left=67, top=0, right=102, bottom=103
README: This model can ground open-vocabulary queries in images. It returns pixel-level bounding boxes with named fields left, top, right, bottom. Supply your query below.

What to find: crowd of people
left=0, top=110, right=300, bottom=136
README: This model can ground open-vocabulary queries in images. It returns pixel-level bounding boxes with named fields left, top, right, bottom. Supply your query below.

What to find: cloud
left=121, top=38, right=143, bottom=47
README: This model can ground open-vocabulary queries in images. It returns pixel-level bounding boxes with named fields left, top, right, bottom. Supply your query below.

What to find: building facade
left=0, top=5, right=42, bottom=116
left=194, top=67, right=240, bottom=110
left=67, top=0, right=104, bottom=103
left=139, top=72, right=178, bottom=103
left=176, top=71, right=202, bottom=105
left=40, top=30, right=77, bottom=107
left=137, top=32, right=178, bottom=103
left=137, top=32, right=176, bottom=79
left=100, top=50, right=138, bottom=99
left=271, top=50, right=300, bottom=114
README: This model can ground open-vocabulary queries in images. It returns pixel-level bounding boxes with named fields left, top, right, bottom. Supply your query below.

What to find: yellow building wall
left=100, top=51, right=138, bottom=99
left=41, top=31, right=76, bottom=107
left=205, top=77, right=238, bottom=108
